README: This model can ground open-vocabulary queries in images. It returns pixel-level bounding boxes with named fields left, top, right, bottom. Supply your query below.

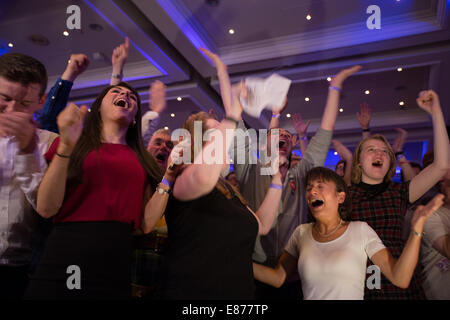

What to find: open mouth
left=114, top=99, right=128, bottom=108
left=156, top=154, right=167, bottom=162
left=311, top=199, right=324, bottom=208
left=372, top=160, right=383, bottom=168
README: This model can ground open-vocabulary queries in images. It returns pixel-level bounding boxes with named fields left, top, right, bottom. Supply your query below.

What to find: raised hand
left=229, top=81, right=245, bottom=120
left=272, top=97, right=288, bottom=115
left=416, top=90, right=441, bottom=115
left=332, top=139, right=352, bottom=160
left=0, top=112, right=36, bottom=153
left=57, top=103, right=88, bottom=150
left=356, top=102, right=372, bottom=130
left=61, top=54, right=90, bottom=82
left=149, top=80, right=166, bottom=114
left=411, top=193, right=444, bottom=234
left=330, top=65, right=362, bottom=89
left=292, top=113, right=310, bottom=137
left=200, top=47, right=227, bottom=72
left=392, top=128, right=408, bottom=153
left=112, top=37, right=130, bottom=70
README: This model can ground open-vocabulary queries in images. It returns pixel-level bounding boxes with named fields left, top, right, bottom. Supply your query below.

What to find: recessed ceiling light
left=286, top=113, right=291, bottom=118
left=164, top=126, right=169, bottom=130
left=364, top=90, right=370, bottom=95
left=334, top=151, right=338, bottom=155
left=63, top=31, right=69, bottom=36
left=170, top=113, right=175, bottom=118
left=327, top=77, right=332, bottom=82
left=8, top=43, right=13, bottom=47
left=339, top=108, right=344, bottom=112
left=177, top=97, right=182, bottom=101
left=305, top=97, right=310, bottom=102
left=306, top=14, right=312, bottom=20
left=399, top=101, right=405, bottom=106
left=228, top=29, right=235, bottom=35
left=397, top=67, right=403, bottom=72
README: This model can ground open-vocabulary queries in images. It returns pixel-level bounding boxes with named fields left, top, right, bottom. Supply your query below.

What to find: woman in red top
left=26, top=82, right=163, bottom=299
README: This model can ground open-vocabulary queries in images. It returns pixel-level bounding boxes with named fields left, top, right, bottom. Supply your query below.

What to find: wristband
left=269, top=183, right=283, bottom=190
left=224, top=116, right=239, bottom=127
left=111, top=73, right=123, bottom=79
left=55, top=151, right=71, bottom=158
left=272, top=114, right=281, bottom=119
left=362, top=128, right=370, bottom=132
left=412, top=230, right=425, bottom=238
left=329, top=86, right=341, bottom=92
left=161, top=177, right=173, bottom=188
left=298, top=135, right=308, bottom=141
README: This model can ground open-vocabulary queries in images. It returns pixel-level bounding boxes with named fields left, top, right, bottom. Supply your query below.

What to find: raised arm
left=38, top=54, right=89, bottom=133
left=36, top=103, right=88, bottom=218
left=322, top=66, right=362, bottom=132
left=110, top=37, right=129, bottom=86
left=332, top=139, right=353, bottom=186
left=409, top=90, right=449, bottom=203
left=291, top=113, right=311, bottom=156
left=269, top=98, right=287, bottom=130
left=356, top=102, right=372, bottom=139
left=142, top=80, right=167, bottom=147
left=392, top=128, right=416, bottom=182
left=172, top=49, right=240, bottom=201
left=141, top=140, right=186, bottom=233
left=371, top=194, right=444, bottom=288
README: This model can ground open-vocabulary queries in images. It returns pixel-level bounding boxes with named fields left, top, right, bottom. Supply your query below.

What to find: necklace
left=315, top=218, right=343, bottom=238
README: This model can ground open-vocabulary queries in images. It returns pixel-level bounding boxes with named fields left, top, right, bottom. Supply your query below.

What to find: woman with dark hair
left=253, top=167, right=444, bottom=300
left=26, top=82, right=163, bottom=299
left=349, top=90, right=449, bottom=300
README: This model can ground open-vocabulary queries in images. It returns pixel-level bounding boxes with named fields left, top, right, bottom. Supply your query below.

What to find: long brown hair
left=67, top=82, right=162, bottom=188
left=182, top=111, right=248, bottom=206
left=351, top=134, right=396, bottom=184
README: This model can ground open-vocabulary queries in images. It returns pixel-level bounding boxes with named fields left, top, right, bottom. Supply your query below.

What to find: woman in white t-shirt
left=253, top=167, right=444, bottom=300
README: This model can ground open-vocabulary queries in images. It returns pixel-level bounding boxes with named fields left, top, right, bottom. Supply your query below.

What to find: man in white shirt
left=0, top=53, right=57, bottom=299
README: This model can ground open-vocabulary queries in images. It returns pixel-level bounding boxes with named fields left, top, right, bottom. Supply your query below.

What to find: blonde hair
left=182, top=112, right=248, bottom=206
left=351, top=134, right=396, bottom=184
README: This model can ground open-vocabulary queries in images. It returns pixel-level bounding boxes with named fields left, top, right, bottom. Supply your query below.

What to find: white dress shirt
left=0, top=129, right=57, bottom=266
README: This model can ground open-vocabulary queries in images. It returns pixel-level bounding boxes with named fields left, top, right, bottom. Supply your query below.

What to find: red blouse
left=45, top=137, right=148, bottom=229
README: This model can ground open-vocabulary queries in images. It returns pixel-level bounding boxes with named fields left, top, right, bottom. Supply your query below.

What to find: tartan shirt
left=349, top=181, right=425, bottom=300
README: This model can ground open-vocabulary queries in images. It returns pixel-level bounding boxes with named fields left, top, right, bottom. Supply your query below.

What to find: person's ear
left=337, top=191, right=346, bottom=204
left=33, top=93, right=47, bottom=113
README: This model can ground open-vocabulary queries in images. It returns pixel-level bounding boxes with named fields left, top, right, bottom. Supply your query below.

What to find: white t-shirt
left=284, top=221, right=385, bottom=300
left=421, top=206, right=450, bottom=299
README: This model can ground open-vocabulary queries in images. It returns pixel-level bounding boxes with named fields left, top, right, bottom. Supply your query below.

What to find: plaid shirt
left=350, top=181, right=425, bottom=300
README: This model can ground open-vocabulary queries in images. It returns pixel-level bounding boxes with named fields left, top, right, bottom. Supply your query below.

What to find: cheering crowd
left=0, top=37, right=449, bottom=300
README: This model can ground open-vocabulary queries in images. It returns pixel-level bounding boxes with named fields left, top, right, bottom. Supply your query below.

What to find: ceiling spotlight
left=399, top=101, right=405, bottom=106
left=397, top=67, right=403, bottom=72
left=327, top=77, right=332, bottom=82
left=164, top=126, right=169, bottom=130
left=305, top=97, right=310, bottom=102
left=334, top=151, right=338, bottom=155
left=364, top=90, right=370, bottom=95
left=339, top=108, right=344, bottom=112
left=306, top=14, right=312, bottom=20
left=63, top=31, right=69, bottom=36
left=8, top=43, right=13, bottom=48
left=170, top=113, right=175, bottom=118
left=228, top=29, right=235, bottom=35
left=286, top=113, right=291, bottom=118
left=177, top=97, right=182, bottom=101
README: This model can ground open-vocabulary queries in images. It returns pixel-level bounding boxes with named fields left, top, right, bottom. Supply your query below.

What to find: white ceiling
left=1, top=0, right=449, bottom=160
